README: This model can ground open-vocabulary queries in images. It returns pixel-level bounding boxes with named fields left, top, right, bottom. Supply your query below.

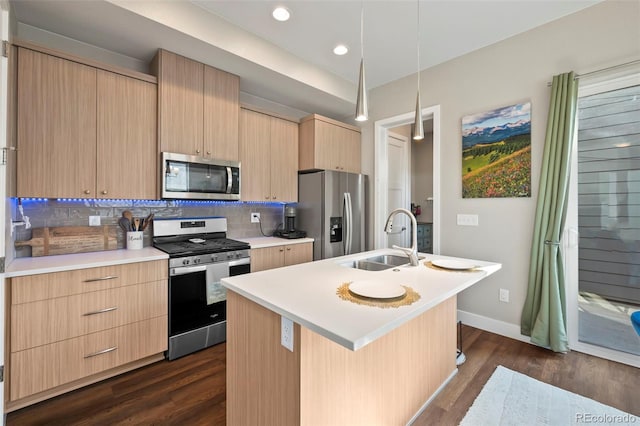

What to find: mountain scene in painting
left=461, top=102, right=531, bottom=198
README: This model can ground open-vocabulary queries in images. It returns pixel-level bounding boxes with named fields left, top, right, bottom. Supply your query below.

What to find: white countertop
left=238, top=236, right=314, bottom=249
left=4, top=247, right=169, bottom=277
left=222, top=249, right=501, bottom=351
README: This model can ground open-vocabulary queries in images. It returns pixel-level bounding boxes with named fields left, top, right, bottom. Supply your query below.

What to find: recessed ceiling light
left=272, top=7, right=290, bottom=22
left=333, top=45, right=348, bottom=56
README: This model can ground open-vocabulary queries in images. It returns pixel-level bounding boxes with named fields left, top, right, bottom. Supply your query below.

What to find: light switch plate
left=89, top=215, right=101, bottom=226
left=457, top=214, right=479, bottom=226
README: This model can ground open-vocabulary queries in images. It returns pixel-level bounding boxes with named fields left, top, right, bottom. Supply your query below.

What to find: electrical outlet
left=251, top=212, right=260, bottom=223
left=281, top=316, right=294, bottom=352
left=457, top=214, right=479, bottom=226
left=499, top=288, right=510, bottom=303
left=89, top=215, right=101, bottom=226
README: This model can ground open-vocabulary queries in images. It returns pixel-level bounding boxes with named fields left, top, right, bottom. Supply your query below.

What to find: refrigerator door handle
left=344, top=192, right=353, bottom=255
left=342, top=192, right=347, bottom=254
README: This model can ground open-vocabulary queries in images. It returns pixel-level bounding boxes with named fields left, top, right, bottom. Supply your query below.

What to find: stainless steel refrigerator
left=297, top=170, right=366, bottom=260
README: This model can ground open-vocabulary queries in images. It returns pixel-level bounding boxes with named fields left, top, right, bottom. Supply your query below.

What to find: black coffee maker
left=274, top=205, right=307, bottom=239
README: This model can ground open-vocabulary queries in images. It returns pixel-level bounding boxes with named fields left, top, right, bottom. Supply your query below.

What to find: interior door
left=386, top=132, right=410, bottom=248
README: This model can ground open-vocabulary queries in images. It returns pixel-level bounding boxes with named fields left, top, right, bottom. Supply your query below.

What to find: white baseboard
left=457, top=310, right=531, bottom=344
left=457, top=310, right=640, bottom=368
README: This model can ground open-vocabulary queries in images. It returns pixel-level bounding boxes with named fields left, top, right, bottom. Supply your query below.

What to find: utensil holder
left=126, top=231, right=143, bottom=250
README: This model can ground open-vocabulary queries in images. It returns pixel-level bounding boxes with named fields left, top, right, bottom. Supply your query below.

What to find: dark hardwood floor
left=7, top=325, right=639, bottom=425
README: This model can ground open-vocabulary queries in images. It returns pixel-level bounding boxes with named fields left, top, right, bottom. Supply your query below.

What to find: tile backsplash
left=12, top=199, right=286, bottom=258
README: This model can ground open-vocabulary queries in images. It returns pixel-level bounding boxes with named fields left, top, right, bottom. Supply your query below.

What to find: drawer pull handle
left=83, top=306, right=118, bottom=316
left=84, top=346, right=117, bottom=359
left=83, top=275, right=118, bottom=283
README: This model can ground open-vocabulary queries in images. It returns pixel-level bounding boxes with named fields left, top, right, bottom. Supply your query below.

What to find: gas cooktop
left=152, top=217, right=250, bottom=257
left=154, top=237, right=249, bottom=256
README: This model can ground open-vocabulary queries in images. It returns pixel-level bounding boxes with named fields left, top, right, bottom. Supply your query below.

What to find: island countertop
left=222, top=249, right=501, bottom=351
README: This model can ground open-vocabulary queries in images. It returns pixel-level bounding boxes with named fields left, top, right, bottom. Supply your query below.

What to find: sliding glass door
left=565, top=72, right=640, bottom=367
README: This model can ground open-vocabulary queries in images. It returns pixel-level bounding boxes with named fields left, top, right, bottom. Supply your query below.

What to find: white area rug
left=460, top=366, right=639, bottom=425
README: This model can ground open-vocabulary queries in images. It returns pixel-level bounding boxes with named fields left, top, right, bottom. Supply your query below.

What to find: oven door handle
left=228, top=257, right=251, bottom=267
left=171, top=265, right=208, bottom=276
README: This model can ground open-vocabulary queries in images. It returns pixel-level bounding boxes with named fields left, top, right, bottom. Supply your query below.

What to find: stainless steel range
left=153, top=217, right=250, bottom=360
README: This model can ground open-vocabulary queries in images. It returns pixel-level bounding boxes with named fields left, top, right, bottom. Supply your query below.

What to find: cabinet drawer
left=11, top=260, right=167, bottom=304
left=12, top=280, right=167, bottom=351
left=10, top=316, right=167, bottom=401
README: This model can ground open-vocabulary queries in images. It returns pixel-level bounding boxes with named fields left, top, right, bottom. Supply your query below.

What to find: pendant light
left=412, top=0, right=424, bottom=140
left=355, top=1, right=368, bottom=122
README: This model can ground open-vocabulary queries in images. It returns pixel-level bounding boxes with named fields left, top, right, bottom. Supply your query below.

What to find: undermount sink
left=341, top=254, right=425, bottom=271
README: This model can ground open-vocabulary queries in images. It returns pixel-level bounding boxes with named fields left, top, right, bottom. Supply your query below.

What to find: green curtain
left=521, top=72, right=578, bottom=352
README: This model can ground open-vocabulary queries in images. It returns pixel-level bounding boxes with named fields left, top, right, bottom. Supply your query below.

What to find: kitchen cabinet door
left=283, top=243, right=312, bottom=267
left=250, top=246, right=284, bottom=272
left=240, top=109, right=271, bottom=202
left=157, top=50, right=204, bottom=156
left=97, top=71, right=157, bottom=199
left=240, top=108, right=299, bottom=202
left=204, top=65, right=240, bottom=161
left=298, top=114, right=361, bottom=173
left=312, top=119, right=339, bottom=170
left=251, top=243, right=312, bottom=272
left=17, top=48, right=97, bottom=198
left=340, top=126, right=362, bottom=173
left=270, top=117, right=298, bottom=202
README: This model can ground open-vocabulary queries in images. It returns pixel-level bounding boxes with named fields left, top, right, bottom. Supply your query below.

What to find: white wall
left=363, top=0, right=640, bottom=328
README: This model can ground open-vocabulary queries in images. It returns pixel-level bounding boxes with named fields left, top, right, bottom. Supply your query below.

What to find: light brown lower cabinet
left=251, top=242, right=313, bottom=272
left=6, top=260, right=168, bottom=411
left=10, top=316, right=167, bottom=401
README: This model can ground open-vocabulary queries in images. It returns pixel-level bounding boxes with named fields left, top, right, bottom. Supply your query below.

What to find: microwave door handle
left=226, top=167, right=233, bottom=194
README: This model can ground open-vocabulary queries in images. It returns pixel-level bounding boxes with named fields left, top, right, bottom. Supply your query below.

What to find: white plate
left=432, top=259, right=478, bottom=270
left=348, top=281, right=406, bottom=299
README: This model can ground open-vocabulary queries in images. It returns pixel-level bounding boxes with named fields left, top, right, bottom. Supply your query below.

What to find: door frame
left=374, top=105, right=441, bottom=252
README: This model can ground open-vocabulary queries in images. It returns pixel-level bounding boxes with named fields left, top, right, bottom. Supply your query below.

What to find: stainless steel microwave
left=161, top=152, right=241, bottom=201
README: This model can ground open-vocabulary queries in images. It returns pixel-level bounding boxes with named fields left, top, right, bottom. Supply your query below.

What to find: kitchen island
left=222, top=249, right=501, bottom=425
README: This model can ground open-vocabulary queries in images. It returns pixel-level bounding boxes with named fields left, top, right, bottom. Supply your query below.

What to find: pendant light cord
left=360, top=0, right=364, bottom=62
left=417, top=0, right=420, bottom=93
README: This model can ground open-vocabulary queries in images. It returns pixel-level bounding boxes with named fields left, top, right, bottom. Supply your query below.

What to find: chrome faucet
left=384, top=208, right=419, bottom=266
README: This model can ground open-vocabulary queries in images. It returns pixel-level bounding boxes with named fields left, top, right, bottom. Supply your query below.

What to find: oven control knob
left=235, top=253, right=241, bottom=259
left=182, top=259, right=190, bottom=265
left=193, top=258, right=199, bottom=264
left=211, top=255, right=218, bottom=262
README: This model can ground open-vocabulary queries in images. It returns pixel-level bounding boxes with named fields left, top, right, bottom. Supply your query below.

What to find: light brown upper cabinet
left=240, top=108, right=298, bottom=202
left=16, top=47, right=157, bottom=199
left=299, top=114, right=362, bottom=174
left=154, top=49, right=240, bottom=161
left=97, top=71, right=157, bottom=199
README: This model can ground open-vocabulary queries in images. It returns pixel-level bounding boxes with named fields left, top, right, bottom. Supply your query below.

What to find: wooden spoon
left=141, top=213, right=154, bottom=231
left=133, top=218, right=140, bottom=232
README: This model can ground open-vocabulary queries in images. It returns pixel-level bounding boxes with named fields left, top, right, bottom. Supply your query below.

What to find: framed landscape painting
left=462, top=102, right=531, bottom=198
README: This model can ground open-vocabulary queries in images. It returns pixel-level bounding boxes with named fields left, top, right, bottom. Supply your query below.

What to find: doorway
left=386, top=131, right=410, bottom=248
left=374, top=105, right=441, bottom=253
left=565, top=71, right=640, bottom=368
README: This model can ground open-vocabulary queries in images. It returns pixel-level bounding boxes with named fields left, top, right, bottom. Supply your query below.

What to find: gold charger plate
left=337, top=282, right=421, bottom=308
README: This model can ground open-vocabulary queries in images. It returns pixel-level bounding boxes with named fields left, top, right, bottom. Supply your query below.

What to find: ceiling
left=11, top=0, right=603, bottom=121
